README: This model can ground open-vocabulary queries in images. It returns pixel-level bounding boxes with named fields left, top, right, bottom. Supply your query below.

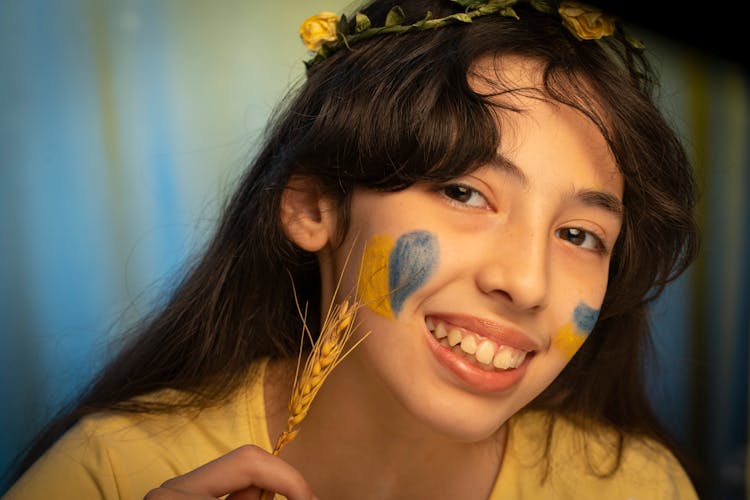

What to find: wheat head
left=259, top=237, right=369, bottom=499
left=258, top=298, right=367, bottom=500
left=271, top=297, right=366, bottom=455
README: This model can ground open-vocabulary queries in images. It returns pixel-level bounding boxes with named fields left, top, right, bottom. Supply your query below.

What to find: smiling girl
left=4, top=1, right=700, bottom=499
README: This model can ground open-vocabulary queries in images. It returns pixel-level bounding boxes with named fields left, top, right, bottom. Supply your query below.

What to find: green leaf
left=529, top=0, right=554, bottom=14
left=450, top=0, right=483, bottom=7
left=304, top=54, right=324, bottom=71
left=498, top=7, right=519, bottom=19
left=624, top=33, right=646, bottom=50
left=355, top=12, right=371, bottom=32
left=385, top=6, right=406, bottom=27
left=451, top=12, right=473, bottom=23
left=338, top=13, right=350, bottom=35
left=413, top=10, right=433, bottom=28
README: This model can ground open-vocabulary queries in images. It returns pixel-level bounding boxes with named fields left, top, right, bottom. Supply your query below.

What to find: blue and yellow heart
left=358, top=230, right=438, bottom=319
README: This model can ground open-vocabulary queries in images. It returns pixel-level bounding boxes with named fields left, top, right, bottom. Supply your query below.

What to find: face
left=322, top=56, right=624, bottom=442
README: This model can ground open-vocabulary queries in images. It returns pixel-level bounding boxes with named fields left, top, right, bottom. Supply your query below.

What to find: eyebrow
left=576, top=189, right=625, bottom=218
left=488, top=156, right=529, bottom=186
left=488, top=155, right=624, bottom=217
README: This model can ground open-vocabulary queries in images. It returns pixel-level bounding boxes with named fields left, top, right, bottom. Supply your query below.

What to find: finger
left=159, top=445, right=314, bottom=500
left=224, top=485, right=261, bottom=500
left=143, top=487, right=213, bottom=499
left=143, top=485, right=262, bottom=500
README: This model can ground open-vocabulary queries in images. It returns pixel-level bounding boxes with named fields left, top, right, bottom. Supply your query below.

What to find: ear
left=280, top=175, right=337, bottom=252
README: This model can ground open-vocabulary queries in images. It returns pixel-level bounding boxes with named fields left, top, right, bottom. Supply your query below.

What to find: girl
left=4, top=0, right=701, bottom=498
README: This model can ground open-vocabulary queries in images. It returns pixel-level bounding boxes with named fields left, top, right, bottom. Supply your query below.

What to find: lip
left=423, top=314, right=537, bottom=393
left=427, top=314, right=540, bottom=351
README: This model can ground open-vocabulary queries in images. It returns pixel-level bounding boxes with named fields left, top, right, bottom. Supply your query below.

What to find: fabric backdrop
left=0, top=1, right=747, bottom=498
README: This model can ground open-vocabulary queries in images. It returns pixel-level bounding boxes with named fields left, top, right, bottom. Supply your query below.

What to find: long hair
left=10, top=0, right=699, bottom=484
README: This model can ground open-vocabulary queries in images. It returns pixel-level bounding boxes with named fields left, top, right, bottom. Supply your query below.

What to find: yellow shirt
left=4, top=359, right=698, bottom=499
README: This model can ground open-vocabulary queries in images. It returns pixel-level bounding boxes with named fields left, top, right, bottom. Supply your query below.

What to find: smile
left=426, top=317, right=529, bottom=370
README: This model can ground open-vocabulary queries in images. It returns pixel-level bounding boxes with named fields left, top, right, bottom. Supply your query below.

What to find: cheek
left=358, top=230, right=439, bottom=319
left=551, top=301, right=600, bottom=360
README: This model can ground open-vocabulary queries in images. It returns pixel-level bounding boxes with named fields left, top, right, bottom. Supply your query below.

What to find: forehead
left=467, top=54, right=622, bottom=194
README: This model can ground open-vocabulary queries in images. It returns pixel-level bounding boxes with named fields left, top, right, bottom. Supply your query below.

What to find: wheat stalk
left=258, top=299, right=368, bottom=500
left=271, top=297, right=367, bottom=455
left=259, top=242, right=370, bottom=499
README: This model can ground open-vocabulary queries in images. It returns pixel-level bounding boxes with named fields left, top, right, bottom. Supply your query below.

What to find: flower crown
left=299, top=0, right=643, bottom=69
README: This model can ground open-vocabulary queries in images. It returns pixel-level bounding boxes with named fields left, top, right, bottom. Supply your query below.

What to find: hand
left=143, top=444, right=316, bottom=500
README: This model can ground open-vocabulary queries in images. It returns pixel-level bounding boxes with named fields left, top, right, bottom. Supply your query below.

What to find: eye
left=441, top=184, right=490, bottom=209
left=556, top=227, right=606, bottom=254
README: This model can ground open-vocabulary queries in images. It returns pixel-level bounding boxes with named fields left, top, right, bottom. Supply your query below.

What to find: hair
left=9, top=0, right=700, bottom=488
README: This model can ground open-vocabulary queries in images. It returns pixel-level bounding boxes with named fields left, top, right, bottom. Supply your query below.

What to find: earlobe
left=280, top=176, right=337, bottom=252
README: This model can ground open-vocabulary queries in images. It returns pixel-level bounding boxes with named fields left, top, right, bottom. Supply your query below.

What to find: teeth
left=434, top=322, right=448, bottom=339
left=426, top=317, right=435, bottom=331
left=493, top=346, right=514, bottom=369
left=447, top=328, right=462, bottom=346
left=427, top=318, right=528, bottom=370
left=459, top=334, right=477, bottom=354
left=475, top=340, right=496, bottom=365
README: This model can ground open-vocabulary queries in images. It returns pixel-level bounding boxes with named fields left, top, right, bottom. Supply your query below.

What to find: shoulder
left=496, top=410, right=699, bottom=500
left=4, top=359, right=271, bottom=500
left=4, top=410, right=188, bottom=500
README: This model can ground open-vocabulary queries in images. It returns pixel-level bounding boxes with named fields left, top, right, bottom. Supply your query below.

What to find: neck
left=265, top=356, right=507, bottom=500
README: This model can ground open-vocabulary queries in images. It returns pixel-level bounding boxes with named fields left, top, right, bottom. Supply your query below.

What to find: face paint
left=358, top=234, right=395, bottom=318
left=551, top=301, right=600, bottom=359
left=358, top=230, right=438, bottom=319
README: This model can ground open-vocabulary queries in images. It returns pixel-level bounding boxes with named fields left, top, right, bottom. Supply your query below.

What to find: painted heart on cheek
left=358, top=230, right=438, bottom=319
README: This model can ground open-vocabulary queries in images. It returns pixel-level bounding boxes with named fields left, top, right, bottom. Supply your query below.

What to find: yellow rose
left=558, top=1, right=615, bottom=40
left=299, top=12, right=340, bottom=52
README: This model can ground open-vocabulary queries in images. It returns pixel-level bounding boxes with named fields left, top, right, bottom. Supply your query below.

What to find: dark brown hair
left=9, top=0, right=700, bottom=486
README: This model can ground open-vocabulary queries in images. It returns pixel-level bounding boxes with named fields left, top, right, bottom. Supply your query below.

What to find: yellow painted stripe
left=358, top=234, right=395, bottom=319
left=551, top=323, right=586, bottom=360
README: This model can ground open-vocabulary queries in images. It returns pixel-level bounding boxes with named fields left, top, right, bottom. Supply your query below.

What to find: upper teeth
left=427, top=317, right=528, bottom=370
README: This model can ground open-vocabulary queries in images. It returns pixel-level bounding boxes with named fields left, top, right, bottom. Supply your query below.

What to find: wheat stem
left=259, top=236, right=368, bottom=499
left=271, top=297, right=366, bottom=455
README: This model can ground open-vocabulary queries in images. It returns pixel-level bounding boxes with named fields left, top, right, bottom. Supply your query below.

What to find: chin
left=399, top=383, right=523, bottom=443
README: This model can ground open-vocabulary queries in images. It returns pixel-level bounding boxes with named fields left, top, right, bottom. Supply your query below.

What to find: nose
left=475, top=227, right=550, bottom=312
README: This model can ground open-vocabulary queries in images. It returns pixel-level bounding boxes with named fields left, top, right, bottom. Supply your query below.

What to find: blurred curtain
left=0, top=1, right=747, bottom=499
left=644, top=40, right=749, bottom=498
left=678, top=55, right=749, bottom=497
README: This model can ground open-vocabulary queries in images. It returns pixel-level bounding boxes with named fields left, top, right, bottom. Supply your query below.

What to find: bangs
left=292, top=25, right=502, bottom=191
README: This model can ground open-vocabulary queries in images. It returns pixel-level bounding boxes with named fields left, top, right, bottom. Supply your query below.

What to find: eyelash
left=555, top=227, right=608, bottom=255
left=439, top=183, right=490, bottom=209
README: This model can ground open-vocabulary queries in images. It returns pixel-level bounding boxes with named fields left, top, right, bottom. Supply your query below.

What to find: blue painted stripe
left=388, top=230, right=438, bottom=316
left=573, top=302, right=599, bottom=334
